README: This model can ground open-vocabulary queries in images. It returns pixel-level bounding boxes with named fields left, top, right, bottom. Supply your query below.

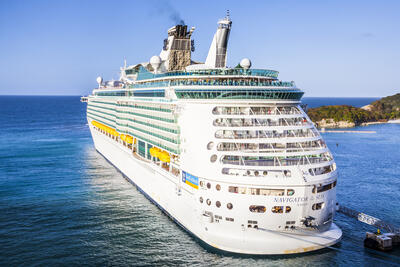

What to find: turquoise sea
left=0, top=96, right=399, bottom=266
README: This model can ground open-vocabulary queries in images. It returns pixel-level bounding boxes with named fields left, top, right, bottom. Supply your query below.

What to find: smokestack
left=205, top=12, right=232, bottom=68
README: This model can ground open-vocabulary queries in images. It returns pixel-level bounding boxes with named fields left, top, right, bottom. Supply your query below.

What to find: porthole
left=254, top=170, right=259, bottom=176
left=285, top=206, right=292, bottom=213
left=216, top=201, right=221, bottom=208
left=227, top=203, right=233, bottom=210
left=206, top=199, right=211, bottom=206
left=199, top=197, right=203, bottom=203
left=207, top=142, right=214, bottom=150
left=216, top=184, right=221, bottom=191
left=207, top=182, right=211, bottom=189
left=200, top=181, right=204, bottom=187
left=210, top=154, right=217, bottom=163
left=263, top=171, right=268, bottom=176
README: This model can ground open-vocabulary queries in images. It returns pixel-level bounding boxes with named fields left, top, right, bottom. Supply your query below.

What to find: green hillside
left=307, top=105, right=380, bottom=124
left=307, top=93, right=400, bottom=124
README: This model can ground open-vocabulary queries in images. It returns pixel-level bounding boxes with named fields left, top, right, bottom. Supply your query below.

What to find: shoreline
left=316, top=119, right=400, bottom=130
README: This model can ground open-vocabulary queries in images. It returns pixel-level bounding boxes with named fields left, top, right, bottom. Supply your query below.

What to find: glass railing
left=215, top=129, right=317, bottom=139
left=213, top=118, right=311, bottom=127
left=131, top=79, right=294, bottom=89
left=136, top=68, right=280, bottom=81
left=216, top=141, right=325, bottom=152
left=221, top=155, right=331, bottom=167
left=212, top=106, right=302, bottom=115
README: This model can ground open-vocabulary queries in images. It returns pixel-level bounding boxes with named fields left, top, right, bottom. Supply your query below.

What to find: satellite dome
left=150, top=55, right=162, bottom=71
left=96, top=76, right=103, bottom=85
left=240, top=58, right=251, bottom=69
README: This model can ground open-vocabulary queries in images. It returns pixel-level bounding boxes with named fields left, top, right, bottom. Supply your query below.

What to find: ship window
left=257, top=188, right=284, bottom=196
left=285, top=206, right=292, bottom=213
left=287, top=189, right=295, bottom=196
left=312, top=202, right=324, bottom=210
left=228, top=186, right=238, bottom=193
left=210, top=154, right=217, bottom=163
left=314, top=180, right=337, bottom=193
left=272, top=206, right=284, bottom=213
left=200, top=181, right=204, bottom=187
left=207, top=142, right=214, bottom=150
left=227, top=203, right=233, bottom=210
left=199, top=197, right=203, bottom=203
left=207, top=182, right=211, bottom=189
left=206, top=199, right=211, bottom=206
left=249, top=205, right=266, bottom=213
left=216, top=201, right=221, bottom=208
left=216, top=184, right=221, bottom=191
left=225, top=217, right=234, bottom=222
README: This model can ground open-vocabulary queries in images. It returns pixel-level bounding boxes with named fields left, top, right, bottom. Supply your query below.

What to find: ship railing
left=215, top=132, right=316, bottom=139
left=212, top=106, right=302, bottom=116
left=221, top=157, right=330, bottom=167
left=213, top=120, right=311, bottom=127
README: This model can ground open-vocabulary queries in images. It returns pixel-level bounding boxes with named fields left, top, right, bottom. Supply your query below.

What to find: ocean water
left=302, top=97, right=379, bottom=108
left=0, top=96, right=399, bottom=266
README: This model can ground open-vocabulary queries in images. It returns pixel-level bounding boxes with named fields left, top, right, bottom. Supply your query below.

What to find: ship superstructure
left=83, top=14, right=342, bottom=255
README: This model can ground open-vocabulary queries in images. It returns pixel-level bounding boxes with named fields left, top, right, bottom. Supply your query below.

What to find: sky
left=0, top=0, right=399, bottom=97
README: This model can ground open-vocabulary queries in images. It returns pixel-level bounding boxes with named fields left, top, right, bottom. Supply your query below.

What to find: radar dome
left=240, top=58, right=251, bottom=69
left=150, top=55, right=162, bottom=71
left=96, top=76, right=103, bottom=85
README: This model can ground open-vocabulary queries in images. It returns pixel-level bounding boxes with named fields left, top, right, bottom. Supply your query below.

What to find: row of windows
left=130, top=90, right=165, bottom=97
left=87, top=111, right=115, bottom=125
left=116, top=122, right=180, bottom=145
left=213, top=117, right=310, bottom=127
left=228, top=186, right=294, bottom=196
left=117, top=103, right=173, bottom=113
left=118, top=110, right=176, bottom=123
left=215, top=129, right=317, bottom=139
left=312, top=181, right=337, bottom=193
left=222, top=168, right=291, bottom=177
left=170, top=78, right=293, bottom=87
left=90, top=100, right=176, bottom=123
left=89, top=103, right=116, bottom=113
left=87, top=107, right=116, bottom=120
left=249, top=205, right=292, bottom=214
left=212, top=106, right=302, bottom=116
left=175, top=90, right=303, bottom=100
left=116, top=116, right=179, bottom=134
left=95, top=91, right=127, bottom=96
left=117, top=127, right=179, bottom=154
left=215, top=141, right=325, bottom=153
left=221, top=153, right=333, bottom=167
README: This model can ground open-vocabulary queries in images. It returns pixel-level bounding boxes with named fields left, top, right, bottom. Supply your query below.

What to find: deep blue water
left=0, top=96, right=399, bottom=266
left=302, top=97, right=379, bottom=108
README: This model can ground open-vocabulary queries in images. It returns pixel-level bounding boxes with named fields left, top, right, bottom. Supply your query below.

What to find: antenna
left=124, top=58, right=127, bottom=68
left=226, top=9, right=230, bottom=20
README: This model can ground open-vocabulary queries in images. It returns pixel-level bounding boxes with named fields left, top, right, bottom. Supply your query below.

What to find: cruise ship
left=83, top=14, right=342, bottom=255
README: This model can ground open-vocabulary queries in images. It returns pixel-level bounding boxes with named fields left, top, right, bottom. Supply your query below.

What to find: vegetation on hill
left=307, top=93, right=400, bottom=125
left=371, top=93, right=400, bottom=119
left=307, top=105, right=381, bottom=124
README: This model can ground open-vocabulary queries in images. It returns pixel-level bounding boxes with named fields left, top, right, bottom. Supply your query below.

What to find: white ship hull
left=89, top=122, right=342, bottom=255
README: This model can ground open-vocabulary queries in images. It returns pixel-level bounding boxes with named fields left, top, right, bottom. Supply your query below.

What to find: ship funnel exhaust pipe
left=205, top=11, right=232, bottom=68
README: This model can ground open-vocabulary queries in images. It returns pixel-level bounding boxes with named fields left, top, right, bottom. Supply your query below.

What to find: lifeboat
left=159, top=151, right=170, bottom=163
left=125, top=135, right=133, bottom=144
